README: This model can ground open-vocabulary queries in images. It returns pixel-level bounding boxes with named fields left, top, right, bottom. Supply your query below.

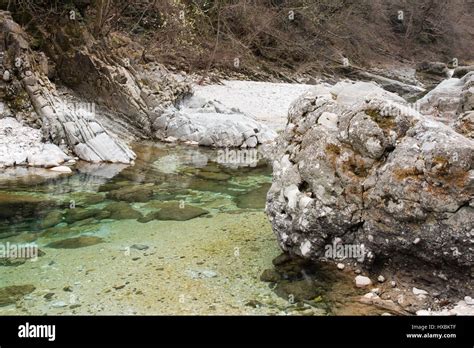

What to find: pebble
left=51, top=301, right=67, bottom=308
left=186, top=269, right=218, bottom=279
left=413, top=238, right=421, bottom=245
left=390, top=281, right=396, bottom=288
left=377, top=275, right=385, bottom=283
left=413, top=287, right=429, bottom=296
left=464, top=296, right=474, bottom=305
left=201, top=270, right=217, bottom=278
left=354, top=269, right=361, bottom=274
left=3, top=70, right=10, bottom=81
left=355, top=275, right=372, bottom=288
left=49, top=166, right=72, bottom=173
left=131, top=244, right=149, bottom=251
left=337, top=263, right=345, bottom=270
left=43, top=292, right=55, bottom=300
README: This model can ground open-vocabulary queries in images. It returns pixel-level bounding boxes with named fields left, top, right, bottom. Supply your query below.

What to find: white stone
left=2, top=70, right=10, bottom=81
left=337, top=263, right=345, bottom=270
left=300, top=240, right=312, bottom=256
left=464, top=296, right=474, bottom=305
left=412, top=287, right=429, bottom=296
left=377, top=275, right=385, bottom=283
left=51, top=301, right=68, bottom=308
left=49, top=166, right=72, bottom=173
left=355, top=275, right=372, bottom=288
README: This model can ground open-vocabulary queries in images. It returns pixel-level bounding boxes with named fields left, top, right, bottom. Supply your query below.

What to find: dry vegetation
left=2, top=0, right=474, bottom=78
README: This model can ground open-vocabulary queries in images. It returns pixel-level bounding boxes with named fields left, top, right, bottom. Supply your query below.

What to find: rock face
left=266, top=81, right=474, bottom=276
left=418, top=72, right=474, bottom=141
left=418, top=72, right=474, bottom=124
left=415, top=61, right=449, bottom=87
left=0, top=11, right=136, bottom=164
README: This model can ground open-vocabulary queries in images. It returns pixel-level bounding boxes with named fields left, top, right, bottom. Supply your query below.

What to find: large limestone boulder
left=155, top=99, right=277, bottom=148
left=266, top=81, right=474, bottom=276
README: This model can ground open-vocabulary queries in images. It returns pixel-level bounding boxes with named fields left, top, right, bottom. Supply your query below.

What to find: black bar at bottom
left=0, top=316, right=472, bottom=346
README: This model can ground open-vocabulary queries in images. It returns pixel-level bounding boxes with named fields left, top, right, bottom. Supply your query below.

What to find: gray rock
left=416, top=61, right=449, bottom=77
left=418, top=72, right=474, bottom=123
left=266, top=80, right=474, bottom=282
left=155, top=99, right=277, bottom=148
left=412, top=287, right=429, bottom=296
left=453, top=66, right=474, bottom=78
left=355, top=276, right=372, bottom=288
left=130, top=244, right=149, bottom=251
left=2, top=69, right=10, bottom=81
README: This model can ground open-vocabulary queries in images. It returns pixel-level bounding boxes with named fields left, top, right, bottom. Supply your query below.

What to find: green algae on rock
left=40, top=211, right=64, bottom=229
left=102, top=202, right=143, bottom=220
left=0, top=284, right=36, bottom=307
left=65, top=192, right=106, bottom=207
left=106, top=185, right=155, bottom=202
left=64, top=208, right=102, bottom=224
left=147, top=202, right=209, bottom=221
left=235, top=183, right=271, bottom=209
left=46, top=236, right=104, bottom=249
left=0, top=192, right=57, bottom=219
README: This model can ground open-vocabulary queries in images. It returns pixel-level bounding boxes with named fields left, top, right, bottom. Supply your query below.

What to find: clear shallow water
left=0, top=142, right=381, bottom=315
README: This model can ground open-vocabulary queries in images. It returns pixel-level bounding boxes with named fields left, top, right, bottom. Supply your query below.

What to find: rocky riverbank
left=0, top=5, right=473, bottom=317
left=265, top=73, right=474, bottom=313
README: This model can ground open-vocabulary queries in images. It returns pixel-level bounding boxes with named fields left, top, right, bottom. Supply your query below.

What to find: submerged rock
left=0, top=284, right=36, bottom=307
left=66, top=192, right=106, bottom=207
left=274, top=280, right=322, bottom=301
left=260, top=269, right=282, bottom=283
left=46, top=236, right=104, bottom=249
left=40, top=211, right=63, bottom=229
left=235, top=183, right=271, bottom=209
left=64, top=208, right=102, bottom=224
left=102, top=202, right=143, bottom=220
left=266, top=80, right=474, bottom=281
left=106, top=185, right=154, bottom=202
left=143, top=202, right=209, bottom=221
left=0, top=192, right=57, bottom=219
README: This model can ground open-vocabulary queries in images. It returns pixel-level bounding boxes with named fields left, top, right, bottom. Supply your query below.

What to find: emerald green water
left=0, top=142, right=271, bottom=238
left=0, top=142, right=381, bottom=315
